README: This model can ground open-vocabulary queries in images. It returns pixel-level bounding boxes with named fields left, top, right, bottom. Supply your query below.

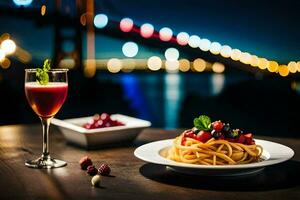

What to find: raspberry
left=79, top=156, right=93, bottom=170
left=87, top=165, right=98, bottom=176
left=98, top=163, right=111, bottom=176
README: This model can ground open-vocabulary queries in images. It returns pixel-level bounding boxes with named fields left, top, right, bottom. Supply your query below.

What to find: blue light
left=122, top=42, right=139, bottom=57
left=13, top=0, right=33, bottom=6
left=94, top=14, right=108, bottom=29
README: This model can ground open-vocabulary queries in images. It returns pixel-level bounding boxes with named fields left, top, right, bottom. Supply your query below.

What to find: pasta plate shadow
left=139, top=160, right=300, bottom=191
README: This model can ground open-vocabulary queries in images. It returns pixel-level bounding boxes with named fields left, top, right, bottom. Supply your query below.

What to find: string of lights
left=92, top=13, right=300, bottom=77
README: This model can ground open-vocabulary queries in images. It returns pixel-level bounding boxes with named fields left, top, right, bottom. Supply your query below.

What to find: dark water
left=1, top=71, right=299, bottom=137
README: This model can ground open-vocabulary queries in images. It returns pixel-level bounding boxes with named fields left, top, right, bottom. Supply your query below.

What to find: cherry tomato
left=181, top=137, right=186, bottom=145
left=237, top=134, right=246, bottom=144
left=196, top=131, right=212, bottom=143
left=184, top=130, right=195, bottom=138
left=212, top=121, right=224, bottom=132
left=244, top=133, right=254, bottom=145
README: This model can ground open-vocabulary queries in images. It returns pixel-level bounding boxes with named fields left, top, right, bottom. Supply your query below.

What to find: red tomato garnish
left=244, top=133, right=254, bottom=145
left=181, top=137, right=186, bottom=145
left=212, top=121, right=224, bottom=132
left=196, top=131, right=212, bottom=143
left=237, top=134, right=246, bottom=144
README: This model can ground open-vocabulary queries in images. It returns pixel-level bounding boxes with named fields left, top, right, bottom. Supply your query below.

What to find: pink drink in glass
left=25, top=82, right=68, bottom=118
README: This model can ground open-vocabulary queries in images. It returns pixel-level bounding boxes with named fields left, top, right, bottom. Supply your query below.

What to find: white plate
left=52, top=114, right=151, bottom=149
left=134, top=139, right=294, bottom=176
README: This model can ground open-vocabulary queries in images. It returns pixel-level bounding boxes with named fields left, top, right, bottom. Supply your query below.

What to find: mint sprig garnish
left=193, top=115, right=212, bottom=131
left=36, top=59, right=51, bottom=85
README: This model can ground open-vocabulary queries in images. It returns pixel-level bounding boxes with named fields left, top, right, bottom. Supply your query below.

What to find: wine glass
left=24, top=69, right=68, bottom=168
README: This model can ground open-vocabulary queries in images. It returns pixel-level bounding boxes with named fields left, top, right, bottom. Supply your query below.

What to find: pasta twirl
left=167, top=135, right=263, bottom=165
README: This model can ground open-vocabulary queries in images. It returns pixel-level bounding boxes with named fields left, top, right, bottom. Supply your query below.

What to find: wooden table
left=0, top=124, right=299, bottom=200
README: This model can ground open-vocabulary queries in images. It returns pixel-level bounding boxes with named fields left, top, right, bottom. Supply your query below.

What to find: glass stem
left=40, top=117, right=52, bottom=160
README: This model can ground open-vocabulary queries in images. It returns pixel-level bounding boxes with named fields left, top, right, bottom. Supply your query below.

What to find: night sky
left=1, top=0, right=300, bottom=63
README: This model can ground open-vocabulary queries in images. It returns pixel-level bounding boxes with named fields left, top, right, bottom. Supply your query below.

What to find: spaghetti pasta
left=167, top=134, right=263, bottom=165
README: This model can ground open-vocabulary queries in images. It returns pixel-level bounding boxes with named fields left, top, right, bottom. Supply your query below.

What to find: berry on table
left=98, top=163, right=111, bottom=176
left=87, top=165, right=98, bottom=176
left=79, top=156, right=93, bottom=170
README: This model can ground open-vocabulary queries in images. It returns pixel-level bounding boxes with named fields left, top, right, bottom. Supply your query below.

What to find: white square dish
left=51, top=114, right=151, bottom=149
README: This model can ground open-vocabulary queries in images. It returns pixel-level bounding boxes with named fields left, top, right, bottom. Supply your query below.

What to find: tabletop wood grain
left=0, top=124, right=299, bottom=200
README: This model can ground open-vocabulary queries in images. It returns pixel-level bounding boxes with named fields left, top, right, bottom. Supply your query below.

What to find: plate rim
left=134, top=139, right=295, bottom=170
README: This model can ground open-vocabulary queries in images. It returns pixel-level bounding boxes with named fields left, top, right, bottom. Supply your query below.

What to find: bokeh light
left=179, top=59, right=190, bottom=72
left=140, top=23, right=154, bottom=38
left=165, top=48, right=179, bottom=61
left=297, top=61, right=300, bottom=72
left=288, top=61, right=297, bottom=73
left=267, top=61, right=278, bottom=72
left=165, top=60, right=179, bottom=72
left=188, top=35, right=201, bottom=48
left=250, top=55, right=259, bottom=67
left=230, top=49, right=241, bottom=61
left=147, top=56, right=162, bottom=71
left=13, top=0, right=33, bottom=6
left=122, top=42, right=139, bottom=57
left=209, top=42, right=221, bottom=55
left=0, top=49, right=5, bottom=62
left=240, top=52, right=252, bottom=64
left=1, top=39, right=16, bottom=55
left=220, top=45, right=232, bottom=58
left=199, top=38, right=211, bottom=51
left=121, top=59, right=135, bottom=72
left=258, top=58, right=268, bottom=69
left=159, top=27, right=173, bottom=42
left=59, top=58, right=75, bottom=69
left=120, top=18, right=133, bottom=32
left=193, top=58, right=206, bottom=72
left=84, top=59, right=96, bottom=78
left=94, top=14, right=108, bottom=29
left=176, top=32, right=189, bottom=46
left=278, top=65, right=289, bottom=77
left=107, top=58, right=122, bottom=73
left=0, top=58, right=11, bottom=69
left=80, top=14, right=87, bottom=26
left=212, top=62, right=225, bottom=73
left=41, top=5, right=46, bottom=16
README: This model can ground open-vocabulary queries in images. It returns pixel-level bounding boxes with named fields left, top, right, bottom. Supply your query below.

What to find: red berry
left=105, top=122, right=111, bottom=127
left=98, top=164, right=111, bottom=176
left=237, top=134, right=246, bottom=144
left=212, top=121, right=224, bottom=132
left=196, top=131, right=212, bottom=143
left=83, top=123, right=92, bottom=129
left=244, top=133, right=254, bottom=145
left=100, top=113, right=110, bottom=121
left=87, top=165, right=98, bottom=176
left=181, top=137, right=186, bottom=145
left=93, top=114, right=100, bottom=121
left=244, top=133, right=253, bottom=138
left=79, top=156, right=93, bottom=170
left=184, top=130, right=194, bottom=138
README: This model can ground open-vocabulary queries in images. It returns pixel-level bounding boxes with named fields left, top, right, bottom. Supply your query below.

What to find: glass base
left=25, top=157, right=67, bottom=169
